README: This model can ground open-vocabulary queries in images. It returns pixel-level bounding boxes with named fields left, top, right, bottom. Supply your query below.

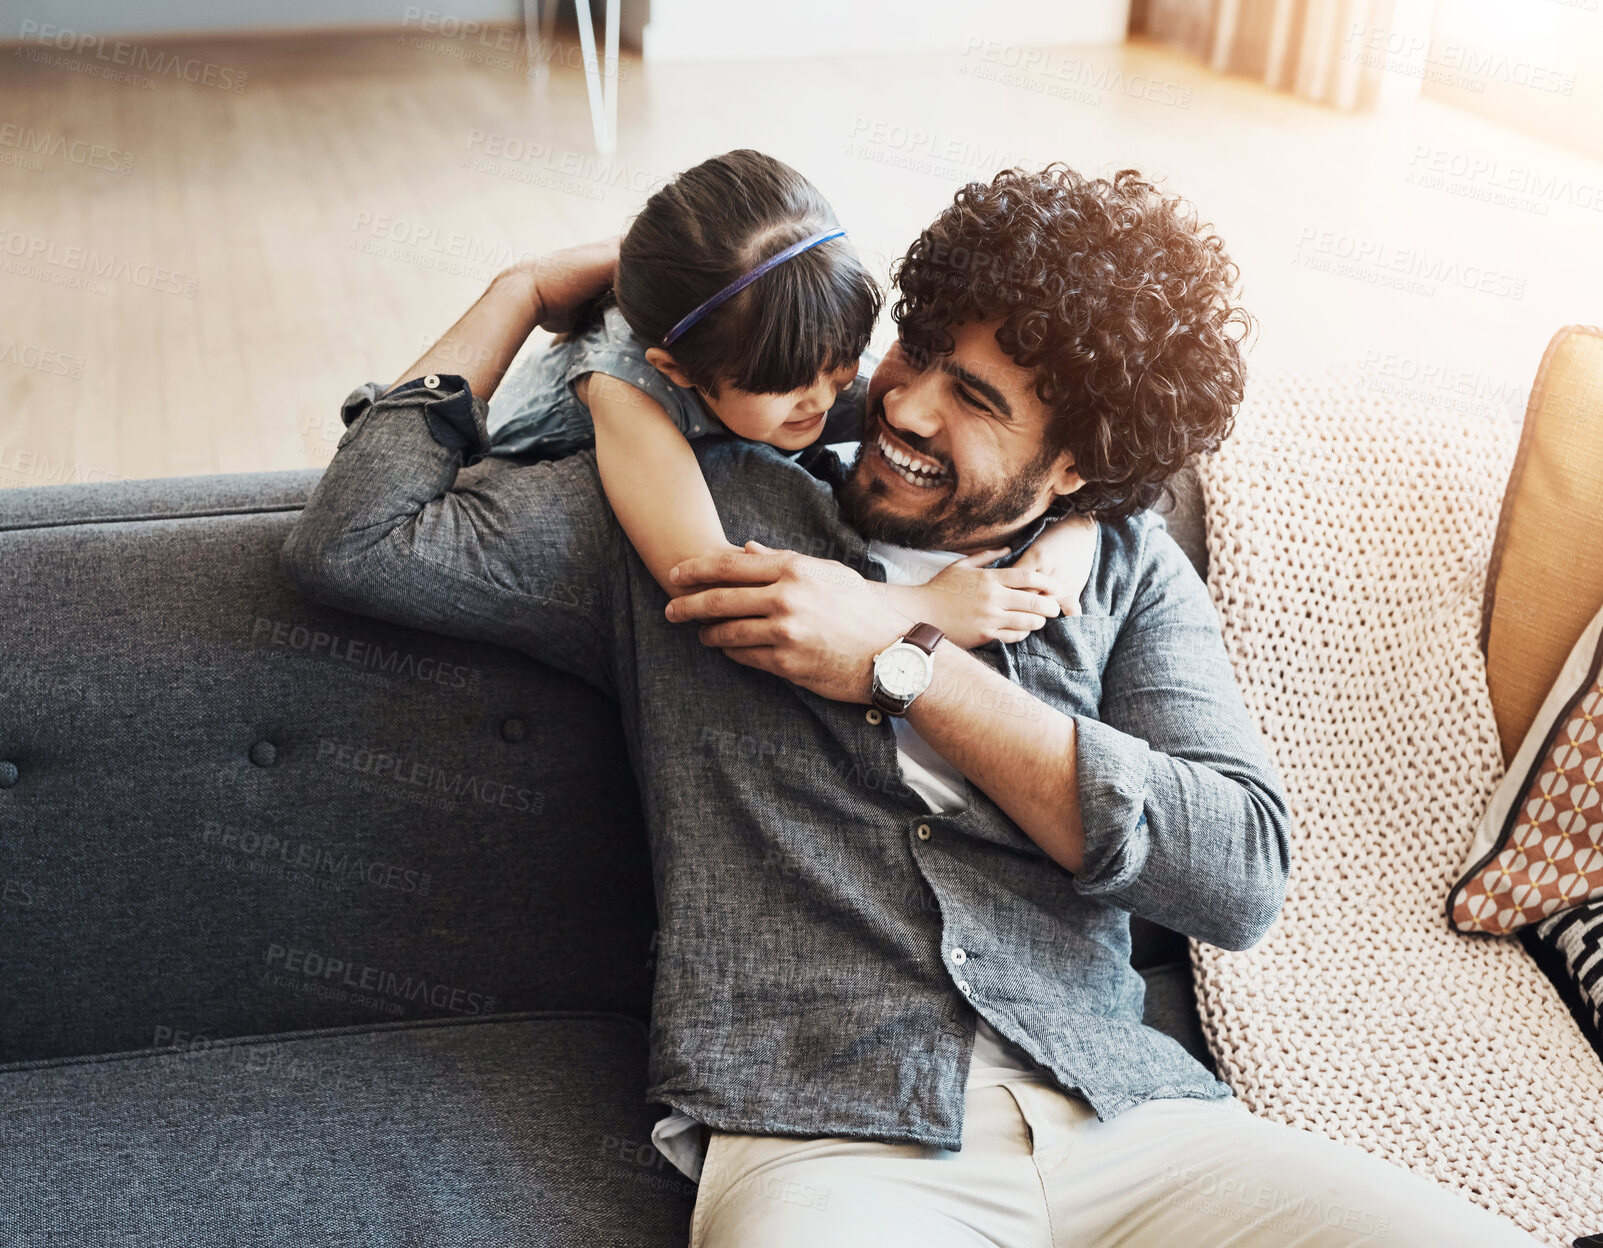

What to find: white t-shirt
left=649, top=539, right=1049, bottom=1182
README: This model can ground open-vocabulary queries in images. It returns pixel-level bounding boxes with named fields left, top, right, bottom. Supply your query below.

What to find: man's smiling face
left=840, top=319, right=1083, bottom=554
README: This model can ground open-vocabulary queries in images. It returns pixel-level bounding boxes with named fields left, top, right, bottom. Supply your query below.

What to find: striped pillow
left=1522, top=900, right=1603, bottom=1059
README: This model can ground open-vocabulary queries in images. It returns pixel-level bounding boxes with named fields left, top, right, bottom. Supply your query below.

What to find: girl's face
left=705, top=359, right=860, bottom=449
left=650, top=355, right=862, bottom=452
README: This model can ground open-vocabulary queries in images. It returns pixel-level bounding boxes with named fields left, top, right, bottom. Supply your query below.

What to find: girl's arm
left=582, top=371, right=739, bottom=600
left=1007, top=512, right=1099, bottom=616
left=882, top=514, right=1098, bottom=647
left=885, top=554, right=1064, bottom=648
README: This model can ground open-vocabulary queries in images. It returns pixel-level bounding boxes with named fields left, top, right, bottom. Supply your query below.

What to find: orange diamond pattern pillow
left=1451, top=600, right=1603, bottom=933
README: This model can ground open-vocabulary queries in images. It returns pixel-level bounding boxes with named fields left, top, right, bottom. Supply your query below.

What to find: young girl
left=487, top=149, right=1096, bottom=647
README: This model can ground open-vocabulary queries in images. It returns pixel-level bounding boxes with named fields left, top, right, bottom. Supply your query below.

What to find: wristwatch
left=870, top=622, right=945, bottom=717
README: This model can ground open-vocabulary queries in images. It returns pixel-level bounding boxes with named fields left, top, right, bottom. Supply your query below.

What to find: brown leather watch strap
left=902, top=621, right=945, bottom=654
left=869, top=622, right=946, bottom=718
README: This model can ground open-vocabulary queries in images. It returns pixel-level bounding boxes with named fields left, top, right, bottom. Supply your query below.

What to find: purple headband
left=660, top=227, right=847, bottom=348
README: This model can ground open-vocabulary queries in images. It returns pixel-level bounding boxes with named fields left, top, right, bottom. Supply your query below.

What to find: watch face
left=876, top=642, right=933, bottom=699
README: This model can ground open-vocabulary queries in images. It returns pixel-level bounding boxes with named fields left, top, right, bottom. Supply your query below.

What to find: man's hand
left=514, top=236, right=620, bottom=333
left=391, top=236, right=620, bottom=396
left=664, top=542, right=917, bottom=703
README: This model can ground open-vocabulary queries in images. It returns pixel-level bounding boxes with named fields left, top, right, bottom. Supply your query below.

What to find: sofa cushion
left=0, top=469, right=326, bottom=529
left=0, top=473, right=659, bottom=1065
left=0, top=999, right=1216, bottom=1248
left=1140, top=961, right=1216, bottom=1073
left=0, top=1012, right=695, bottom=1247
left=1151, top=457, right=1208, bottom=585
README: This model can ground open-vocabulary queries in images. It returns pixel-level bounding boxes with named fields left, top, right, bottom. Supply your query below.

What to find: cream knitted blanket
left=1191, top=370, right=1603, bottom=1246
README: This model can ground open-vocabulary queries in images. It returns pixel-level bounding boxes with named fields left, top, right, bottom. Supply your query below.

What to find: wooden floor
left=2, top=26, right=1599, bottom=488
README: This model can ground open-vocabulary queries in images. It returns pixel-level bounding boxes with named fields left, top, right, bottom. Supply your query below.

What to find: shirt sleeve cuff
left=339, top=374, right=491, bottom=463
left=1070, top=714, right=1153, bottom=895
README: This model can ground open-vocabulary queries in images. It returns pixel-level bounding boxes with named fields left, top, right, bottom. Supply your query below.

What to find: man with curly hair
left=838, top=165, right=1250, bottom=547
left=285, top=164, right=1539, bottom=1246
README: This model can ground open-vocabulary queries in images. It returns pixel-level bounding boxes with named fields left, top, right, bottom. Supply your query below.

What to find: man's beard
left=838, top=417, right=1061, bottom=551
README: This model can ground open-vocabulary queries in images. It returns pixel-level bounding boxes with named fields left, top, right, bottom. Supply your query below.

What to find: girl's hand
left=1012, top=513, right=1098, bottom=618
left=893, top=549, right=1066, bottom=648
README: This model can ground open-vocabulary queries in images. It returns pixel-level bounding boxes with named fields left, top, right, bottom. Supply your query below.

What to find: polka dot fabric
left=1191, top=369, right=1603, bottom=1245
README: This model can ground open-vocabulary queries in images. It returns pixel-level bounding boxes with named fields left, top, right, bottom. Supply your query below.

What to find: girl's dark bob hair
left=615, top=149, right=882, bottom=396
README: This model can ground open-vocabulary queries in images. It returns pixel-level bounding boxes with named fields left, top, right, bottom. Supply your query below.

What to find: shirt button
left=951, top=947, right=966, bottom=964
left=916, top=824, right=931, bottom=840
left=958, top=980, right=972, bottom=997
left=866, top=708, right=884, bottom=725
left=423, top=373, right=441, bottom=388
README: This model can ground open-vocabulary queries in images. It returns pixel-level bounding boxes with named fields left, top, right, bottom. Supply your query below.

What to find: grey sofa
left=0, top=459, right=1211, bottom=1246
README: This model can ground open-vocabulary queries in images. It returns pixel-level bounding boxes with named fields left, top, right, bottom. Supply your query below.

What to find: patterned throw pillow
left=1521, top=899, right=1603, bottom=1058
left=1450, top=600, right=1603, bottom=935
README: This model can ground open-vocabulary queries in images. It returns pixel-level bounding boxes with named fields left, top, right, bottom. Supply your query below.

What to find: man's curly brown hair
left=892, top=165, right=1253, bottom=518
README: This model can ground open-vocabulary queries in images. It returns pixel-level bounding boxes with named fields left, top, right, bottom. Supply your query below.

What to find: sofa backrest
left=1155, top=460, right=1208, bottom=585
left=0, top=462, right=1209, bottom=1065
left=0, top=471, right=658, bottom=1065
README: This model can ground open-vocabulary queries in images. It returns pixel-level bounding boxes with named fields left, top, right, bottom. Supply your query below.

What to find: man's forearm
left=392, top=267, right=543, bottom=396
left=663, top=546, right=1089, bottom=870
left=669, top=536, right=1291, bottom=950
left=904, top=641, right=1086, bottom=872
left=391, top=238, right=619, bottom=395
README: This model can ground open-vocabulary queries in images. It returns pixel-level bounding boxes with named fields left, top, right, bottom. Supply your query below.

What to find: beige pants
left=689, top=1068, right=1543, bottom=1247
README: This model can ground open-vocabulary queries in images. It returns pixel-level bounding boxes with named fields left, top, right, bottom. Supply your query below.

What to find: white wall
left=1422, top=0, right=1603, bottom=163
left=1, top=0, right=520, bottom=41
left=1, top=0, right=1130, bottom=57
left=642, top=0, right=1133, bottom=60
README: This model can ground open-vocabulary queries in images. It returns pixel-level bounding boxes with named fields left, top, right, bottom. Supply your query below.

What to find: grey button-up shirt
left=281, top=372, right=1293, bottom=1148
